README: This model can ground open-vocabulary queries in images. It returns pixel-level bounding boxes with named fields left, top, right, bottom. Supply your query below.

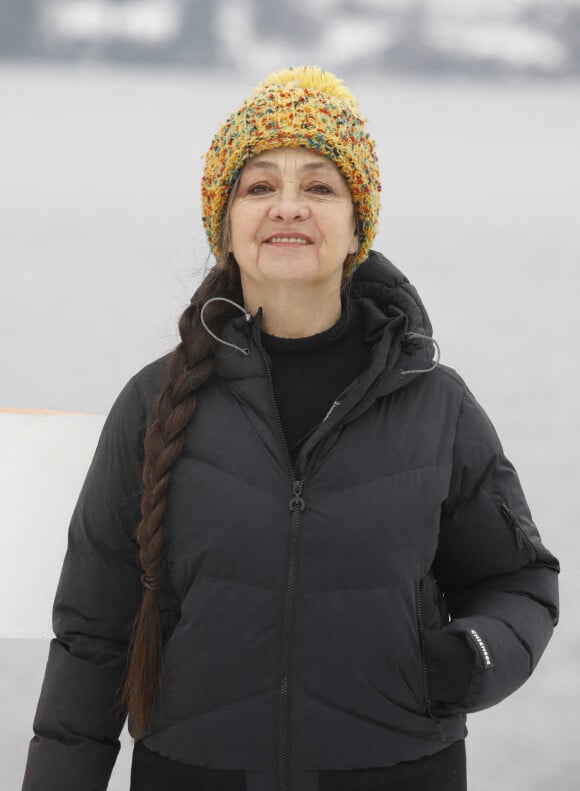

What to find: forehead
left=243, top=147, right=342, bottom=175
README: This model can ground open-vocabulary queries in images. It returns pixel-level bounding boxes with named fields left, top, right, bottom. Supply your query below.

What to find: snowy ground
left=1, top=65, right=579, bottom=790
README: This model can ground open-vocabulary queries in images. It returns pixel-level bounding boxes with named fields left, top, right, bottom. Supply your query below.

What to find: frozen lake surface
left=1, top=65, right=578, bottom=790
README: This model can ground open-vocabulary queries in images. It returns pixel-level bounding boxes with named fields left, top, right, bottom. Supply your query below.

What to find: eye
left=245, top=182, right=273, bottom=195
left=307, top=182, right=333, bottom=195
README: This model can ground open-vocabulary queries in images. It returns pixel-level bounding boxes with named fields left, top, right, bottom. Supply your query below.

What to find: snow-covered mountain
left=2, top=0, right=580, bottom=77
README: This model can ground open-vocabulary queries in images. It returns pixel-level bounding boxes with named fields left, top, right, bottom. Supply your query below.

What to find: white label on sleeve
left=467, top=628, right=494, bottom=670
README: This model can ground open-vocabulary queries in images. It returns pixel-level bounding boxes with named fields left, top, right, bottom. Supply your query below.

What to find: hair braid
left=121, top=260, right=243, bottom=739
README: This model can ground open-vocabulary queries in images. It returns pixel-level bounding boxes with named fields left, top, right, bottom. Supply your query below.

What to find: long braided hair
left=120, top=210, right=244, bottom=738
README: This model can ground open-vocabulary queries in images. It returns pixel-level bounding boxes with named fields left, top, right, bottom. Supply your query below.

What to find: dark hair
left=120, top=251, right=243, bottom=738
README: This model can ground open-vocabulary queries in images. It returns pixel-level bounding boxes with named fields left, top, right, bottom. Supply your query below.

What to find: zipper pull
left=322, top=400, right=341, bottom=423
left=515, top=526, right=525, bottom=549
left=289, top=480, right=305, bottom=511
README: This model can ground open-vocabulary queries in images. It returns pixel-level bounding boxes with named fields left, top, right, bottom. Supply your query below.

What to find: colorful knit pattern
left=201, top=66, right=381, bottom=270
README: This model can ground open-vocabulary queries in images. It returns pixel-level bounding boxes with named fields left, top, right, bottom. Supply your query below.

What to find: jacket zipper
left=252, top=325, right=306, bottom=791
left=252, top=318, right=394, bottom=791
left=415, top=579, right=438, bottom=722
left=284, top=360, right=397, bottom=790
left=498, top=503, right=537, bottom=562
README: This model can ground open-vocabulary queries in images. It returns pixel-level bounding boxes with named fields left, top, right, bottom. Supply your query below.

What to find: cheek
left=229, top=213, right=250, bottom=251
left=231, top=207, right=261, bottom=242
left=334, top=209, right=357, bottom=242
left=228, top=211, right=264, bottom=262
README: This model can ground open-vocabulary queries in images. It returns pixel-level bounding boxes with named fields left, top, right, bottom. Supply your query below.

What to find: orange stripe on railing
left=0, top=407, right=96, bottom=416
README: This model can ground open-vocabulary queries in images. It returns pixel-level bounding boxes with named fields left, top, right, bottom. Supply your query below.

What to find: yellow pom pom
left=253, top=65, right=360, bottom=113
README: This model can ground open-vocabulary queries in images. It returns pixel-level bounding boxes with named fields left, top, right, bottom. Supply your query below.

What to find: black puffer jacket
left=23, top=253, right=559, bottom=791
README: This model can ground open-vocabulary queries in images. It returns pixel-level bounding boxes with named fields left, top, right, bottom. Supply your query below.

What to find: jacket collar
left=351, top=250, right=433, bottom=343
left=212, top=250, right=437, bottom=396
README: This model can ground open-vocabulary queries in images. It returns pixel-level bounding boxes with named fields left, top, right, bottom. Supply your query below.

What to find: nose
left=267, top=185, right=310, bottom=223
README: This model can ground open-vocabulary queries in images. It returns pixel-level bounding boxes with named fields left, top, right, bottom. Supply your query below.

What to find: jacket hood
left=351, top=250, right=433, bottom=344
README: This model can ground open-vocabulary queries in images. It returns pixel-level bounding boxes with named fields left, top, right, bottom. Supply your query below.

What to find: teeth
left=268, top=236, right=309, bottom=244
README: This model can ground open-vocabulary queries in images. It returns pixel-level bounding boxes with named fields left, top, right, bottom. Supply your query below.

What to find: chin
left=259, top=262, right=320, bottom=281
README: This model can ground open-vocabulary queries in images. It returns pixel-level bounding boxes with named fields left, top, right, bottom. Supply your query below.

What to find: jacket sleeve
left=22, top=376, right=148, bottom=791
left=431, top=386, right=560, bottom=714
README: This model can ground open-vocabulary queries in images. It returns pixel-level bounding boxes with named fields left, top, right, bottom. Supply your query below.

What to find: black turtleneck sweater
left=260, top=296, right=370, bottom=465
left=131, top=298, right=471, bottom=791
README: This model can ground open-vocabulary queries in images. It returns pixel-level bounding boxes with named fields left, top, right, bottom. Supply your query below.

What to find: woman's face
left=227, top=147, right=358, bottom=301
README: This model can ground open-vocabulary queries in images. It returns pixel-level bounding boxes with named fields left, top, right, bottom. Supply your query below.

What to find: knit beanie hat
left=201, top=65, right=381, bottom=274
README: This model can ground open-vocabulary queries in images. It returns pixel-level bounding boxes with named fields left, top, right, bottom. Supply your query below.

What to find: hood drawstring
left=400, top=333, right=441, bottom=379
left=200, top=297, right=252, bottom=356
left=199, top=299, right=439, bottom=375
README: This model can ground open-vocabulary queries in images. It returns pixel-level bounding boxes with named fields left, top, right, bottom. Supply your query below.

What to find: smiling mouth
left=265, top=236, right=312, bottom=245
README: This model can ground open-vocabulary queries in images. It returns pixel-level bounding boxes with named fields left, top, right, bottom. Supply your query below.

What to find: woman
left=23, top=66, right=559, bottom=791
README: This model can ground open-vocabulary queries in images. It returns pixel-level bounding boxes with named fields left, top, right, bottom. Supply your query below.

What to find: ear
left=348, top=208, right=360, bottom=256
left=348, top=227, right=359, bottom=256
